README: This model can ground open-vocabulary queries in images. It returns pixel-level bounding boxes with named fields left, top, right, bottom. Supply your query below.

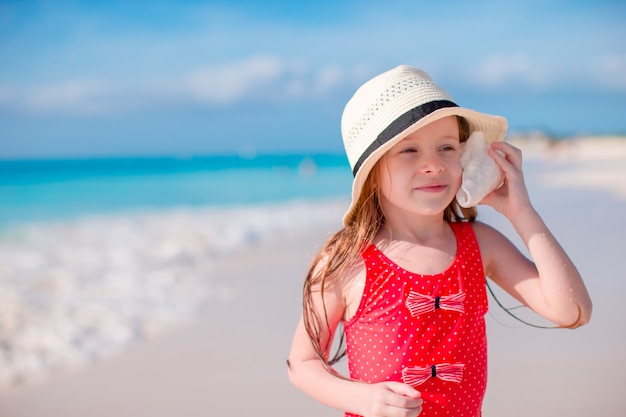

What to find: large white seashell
left=456, top=131, right=504, bottom=208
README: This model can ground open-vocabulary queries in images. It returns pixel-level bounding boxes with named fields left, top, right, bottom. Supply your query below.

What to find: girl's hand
left=359, top=381, right=423, bottom=417
left=479, top=141, right=533, bottom=219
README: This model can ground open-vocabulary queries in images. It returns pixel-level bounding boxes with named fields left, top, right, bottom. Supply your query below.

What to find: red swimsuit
left=343, top=222, right=488, bottom=417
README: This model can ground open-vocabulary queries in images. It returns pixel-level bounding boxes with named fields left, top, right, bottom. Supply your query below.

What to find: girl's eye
left=400, top=148, right=417, bottom=154
left=440, top=145, right=456, bottom=152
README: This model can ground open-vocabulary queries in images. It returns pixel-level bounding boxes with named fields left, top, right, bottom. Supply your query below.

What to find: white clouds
left=182, top=58, right=372, bottom=103
left=589, top=53, right=626, bottom=90
left=2, top=1, right=624, bottom=120
left=1, top=51, right=624, bottom=118
left=464, top=53, right=626, bottom=92
left=32, top=80, right=113, bottom=111
left=313, top=65, right=345, bottom=95
left=468, top=54, right=555, bottom=89
left=0, top=57, right=295, bottom=115
left=0, top=57, right=375, bottom=116
left=0, top=80, right=115, bottom=115
left=186, top=56, right=285, bottom=104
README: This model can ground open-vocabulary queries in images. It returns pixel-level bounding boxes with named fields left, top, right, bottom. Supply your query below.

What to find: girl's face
left=378, top=116, right=463, bottom=220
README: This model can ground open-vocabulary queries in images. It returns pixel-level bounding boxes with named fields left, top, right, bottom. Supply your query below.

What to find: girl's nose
left=420, top=153, right=445, bottom=174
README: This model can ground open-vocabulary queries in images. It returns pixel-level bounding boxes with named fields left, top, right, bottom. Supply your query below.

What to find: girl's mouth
left=416, top=184, right=447, bottom=192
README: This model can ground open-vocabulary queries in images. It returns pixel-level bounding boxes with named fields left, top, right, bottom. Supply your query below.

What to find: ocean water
left=0, top=153, right=353, bottom=387
left=0, top=153, right=353, bottom=230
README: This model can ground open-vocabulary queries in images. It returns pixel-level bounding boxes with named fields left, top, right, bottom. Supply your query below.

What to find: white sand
left=0, top=228, right=336, bottom=417
left=510, top=135, right=626, bottom=199
left=1, top=137, right=625, bottom=416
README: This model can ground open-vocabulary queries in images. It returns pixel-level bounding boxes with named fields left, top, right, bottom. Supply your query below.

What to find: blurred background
left=1, top=0, right=625, bottom=160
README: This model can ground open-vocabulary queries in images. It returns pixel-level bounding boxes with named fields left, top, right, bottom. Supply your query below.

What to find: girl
left=287, top=65, right=592, bottom=417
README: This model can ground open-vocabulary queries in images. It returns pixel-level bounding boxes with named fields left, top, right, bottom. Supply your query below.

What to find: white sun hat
left=341, top=64, right=508, bottom=225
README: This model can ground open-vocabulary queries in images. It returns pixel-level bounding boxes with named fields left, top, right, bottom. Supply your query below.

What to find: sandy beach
left=1, top=137, right=625, bottom=417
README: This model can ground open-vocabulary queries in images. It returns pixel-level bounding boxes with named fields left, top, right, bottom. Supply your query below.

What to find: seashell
left=456, top=131, right=504, bottom=208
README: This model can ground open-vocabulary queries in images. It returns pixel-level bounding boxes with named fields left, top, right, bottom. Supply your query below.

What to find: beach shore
left=1, top=137, right=625, bottom=416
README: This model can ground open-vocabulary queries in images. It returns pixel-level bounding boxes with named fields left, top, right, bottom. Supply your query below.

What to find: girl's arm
left=287, top=274, right=423, bottom=417
left=476, top=141, right=592, bottom=328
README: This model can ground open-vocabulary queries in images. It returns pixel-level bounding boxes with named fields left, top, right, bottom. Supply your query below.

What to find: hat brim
left=342, top=106, right=507, bottom=226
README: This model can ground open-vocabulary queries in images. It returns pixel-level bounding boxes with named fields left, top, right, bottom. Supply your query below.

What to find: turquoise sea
left=0, top=152, right=355, bottom=387
left=0, top=153, right=353, bottom=230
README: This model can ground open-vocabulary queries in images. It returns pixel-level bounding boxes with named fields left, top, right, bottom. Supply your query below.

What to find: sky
left=1, top=0, right=625, bottom=159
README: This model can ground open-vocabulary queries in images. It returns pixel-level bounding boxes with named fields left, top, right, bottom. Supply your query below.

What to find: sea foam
left=0, top=198, right=347, bottom=387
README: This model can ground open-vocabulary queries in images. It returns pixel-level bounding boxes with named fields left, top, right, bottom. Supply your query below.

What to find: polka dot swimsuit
left=343, top=222, right=488, bottom=417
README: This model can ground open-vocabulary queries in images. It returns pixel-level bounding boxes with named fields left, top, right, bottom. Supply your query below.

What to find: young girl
left=287, top=65, right=592, bottom=417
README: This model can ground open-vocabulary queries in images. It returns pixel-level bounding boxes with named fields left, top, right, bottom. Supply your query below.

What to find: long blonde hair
left=302, top=116, right=475, bottom=369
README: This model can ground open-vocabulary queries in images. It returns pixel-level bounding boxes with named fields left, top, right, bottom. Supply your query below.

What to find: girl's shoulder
left=470, top=220, right=510, bottom=245
left=311, top=249, right=366, bottom=321
left=442, top=220, right=500, bottom=255
left=469, top=220, right=518, bottom=272
left=467, top=220, right=496, bottom=235
left=310, top=249, right=366, bottom=292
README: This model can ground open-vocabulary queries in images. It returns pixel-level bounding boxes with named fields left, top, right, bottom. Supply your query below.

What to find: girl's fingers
left=366, top=382, right=423, bottom=417
left=385, top=381, right=421, bottom=399
left=489, top=141, right=523, bottom=171
left=481, top=141, right=533, bottom=217
left=381, top=382, right=423, bottom=410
